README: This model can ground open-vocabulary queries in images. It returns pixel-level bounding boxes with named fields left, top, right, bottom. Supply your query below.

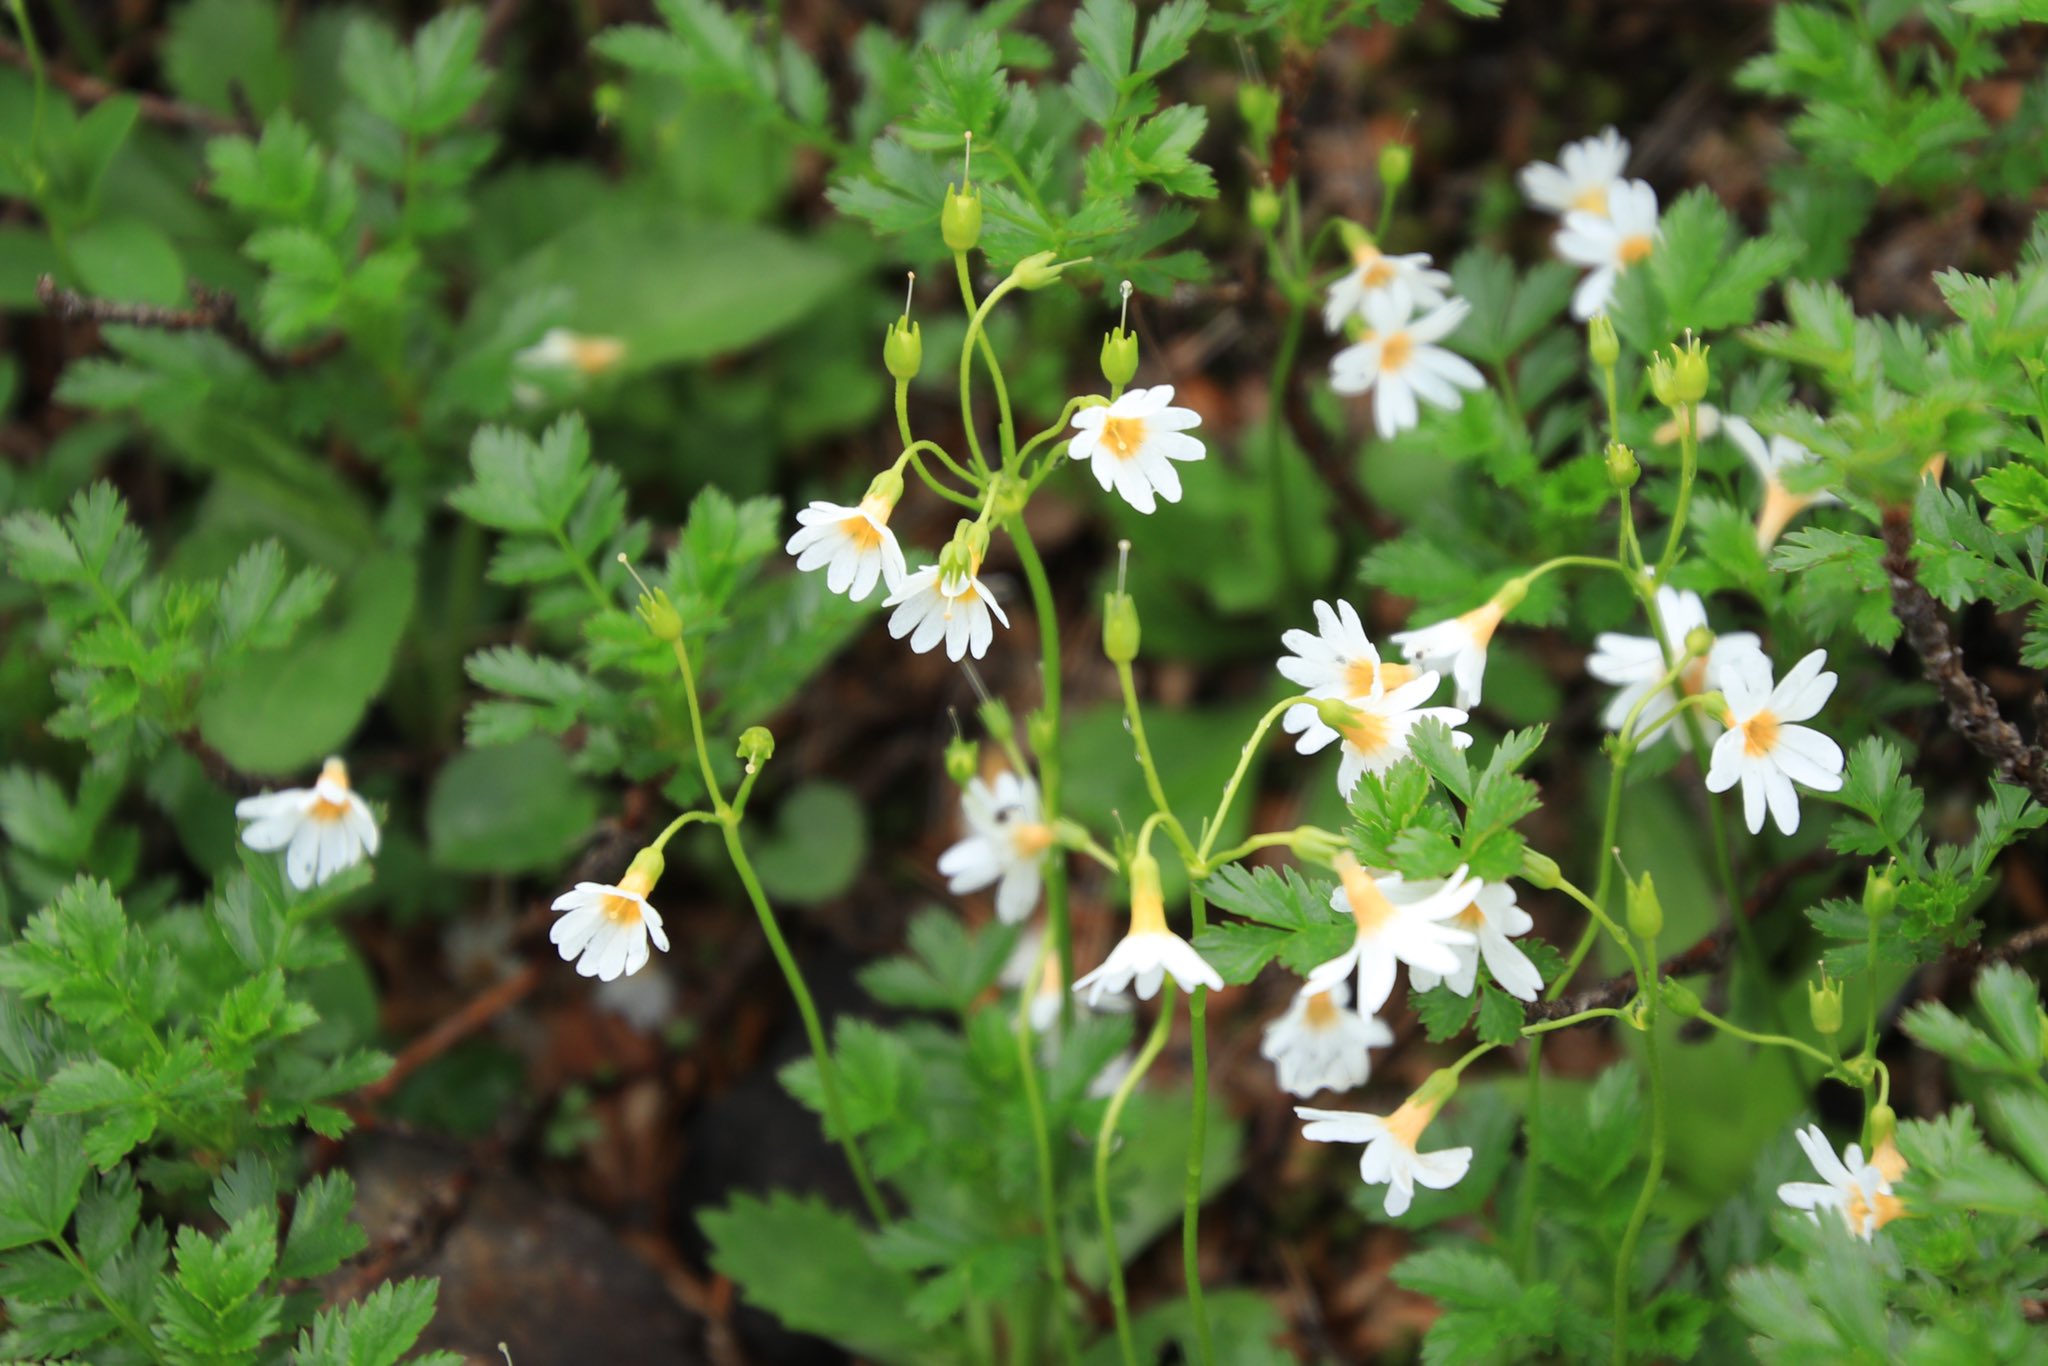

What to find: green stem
left=1013, top=937, right=1079, bottom=1365
left=1009, top=518, right=1073, bottom=1027
left=649, top=810, right=717, bottom=851
left=1264, top=295, right=1309, bottom=594
left=1651, top=401, right=1698, bottom=585
left=1114, top=660, right=1200, bottom=867
left=668, top=639, right=727, bottom=816
left=955, top=253, right=1020, bottom=471
left=1017, top=395, right=1100, bottom=470
left=1612, top=928, right=1665, bottom=1366
left=1521, top=1007, right=1628, bottom=1036
left=1199, top=830, right=1307, bottom=870
left=1196, top=695, right=1315, bottom=864
left=54, top=1238, right=166, bottom=1365
left=1182, top=887, right=1215, bottom=1366
left=1096, top=987, right=1178, bottom=1366
left=1691, top=1008, right=1838, bottom=1071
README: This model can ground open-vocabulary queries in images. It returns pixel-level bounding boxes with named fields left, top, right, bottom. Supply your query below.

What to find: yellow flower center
left=1336, top=855, right=1395, bottom=934
left=1361, top=255, right=1396, bottom=288
left=601, top=867, right=657, bottom=926
left=1100, top=415, right=1148, bottom=461
left=1304, top=991, right=1342, bottom=1028
left=1844, top=1185, right=1906, bottom=1236
left=1344, top=659, right=1418, bottom=696
left=1572, top=184, right=1610, bottom=216
left=309, top=759, right=353, bottom=824
left=840, top=516, right=883, bottom=550
left=1451, top=901, right=1486, bottom=930
left=1011, top=822, right=1055, bottom=858
left=1339, top=710, right=1393, bottom=758
left=1618, top=234, right=1654, bottom=266
left=1382, top=1096, right=1440, bottom=1151
left=1741, top=710, right=1780, bottom=758
left=1381, top=332, right=1414, bottom=373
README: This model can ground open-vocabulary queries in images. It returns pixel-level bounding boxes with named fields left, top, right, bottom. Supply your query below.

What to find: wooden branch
left=36, top=275, right=345, bottom=376
left=0, top=37, right=246, bottom=135
left=357, top=964, right=543, bottom=1105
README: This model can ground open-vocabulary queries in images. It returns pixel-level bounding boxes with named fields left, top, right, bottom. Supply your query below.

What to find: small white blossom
left=938, top=771, right=1052, bottom=924
left=1283, top=673, right=1470, bottom=799
left=1260, top=980, right=1392, bottom=1097
left=1297, top=1095, right=1473, bottom=1217
left=1705, top=650, right=1846, bottom=836
left=236, top=756, right=381, bottom=890
left=1074, top=860, right=1224, bottom=1006
left=1330, top=288, right=1485, bottom=440
left=1276, top=598, right=1420, bottom=701
left=1002, top=928, right=1130, bottom=1034
left=1586, top=585, right=1766, bottom=750
left=1555, top=178, right=1660, bottom=320
left=1324, top=243, right=1451, bottom=332
left=1067, top=385, right=1205, bottom=514
left=1518, top=127, right=1631, bottom=218
left=1777, top=1124, right=1905, bottom=1240
left=550, top=871, right=672, bottom=982
left=786, top=494, right=908, bottom=602
left=1401, top=879, right=1542, bottom=1002
left=883, top=565, right=1010, bottom=661
left=516, top=328, right=627, bottom=376
left=1391, top=600, right=1507, bottom=710
left=1725, top=416, right=1841, bottom=550
left=1305, top=855, right=1479, bottom=1016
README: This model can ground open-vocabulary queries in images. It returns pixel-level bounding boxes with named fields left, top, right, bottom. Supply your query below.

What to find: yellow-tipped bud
left=1589, top=314, right=1619, bottom=369
left=1626, top=872, right=1663, bottom=941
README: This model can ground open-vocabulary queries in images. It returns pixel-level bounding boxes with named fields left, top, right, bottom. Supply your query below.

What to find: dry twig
left=0, top=37, right=246, bottom=135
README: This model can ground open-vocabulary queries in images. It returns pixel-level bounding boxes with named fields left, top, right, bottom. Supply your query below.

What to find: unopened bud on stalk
left=1237, top=83, right=1280, bottom=145
left=1808, top=969, right=1844, bottom=1037
left=944, top=735, right=980, bottom=786
left=1103, top=591, right=1141, bottom=663
left=1249, top=186, right=1281, bottom=231
left=1101, top=281, right=1139, bottom=388
left=943, top=134, right=982, bottom=251
left=1519, top=848, right=1563, bottom=890
left=1588, top=314, right=1619, bottom=369
left=1027, top=709, right=1057, bottom=759
left=1288, top=825, right=1347, bottom=865
left=736, top=726, right=776, bottom=772
left=1378, top=142, right=1412, bottom=193
left=885, top=312, right=921, bottom=381
left=1605, top=441, right=1639, bottom=489
left=1867, top=1103, right=1897, bottom=1153
left=1313, top=696, right=1366, bottom=732
left=1661, top=977, right=1703, bottom=1018
left=1683, top=624, right=1715, bottom=657
left=1863, top=867, right=1897, bottom=921
left=1626, top=872, right=1663, bottom=941
left=1670, top=332, right=1711, bottom=403
left=617, top=554, right=682, bottom=641
left=1012, top=250, right=1086, bottom=290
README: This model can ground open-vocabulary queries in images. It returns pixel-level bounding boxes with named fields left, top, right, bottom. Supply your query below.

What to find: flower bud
left=1012, top=250, right=1084, bottom=290
left=944, top=735, right=980, bottom=787
left=635, top=586, right=683, bottom=642
left=1649, top=355, right=1680, bottom=408
left=1288, top=825, right=1347, bottom=866
left=1808, top=971, right=1844, bottom=1037
left=1670, top=333, right=1711, bottom=403
left=593, top=82, right=626, bottom=125
left=1661, top=977, right=1703, bottom=1018
left=1683, top=624, right=1714, bottom=658
left=1378, top=142, right=1412, bottom=192
left=864, top=466, right=905, bottom=510
left=1335, top=219, right=1372, bottom=255
left=942, top=182, right=982, bottom=252
left=979, top=698, right=1015, bottom=745
left=1605, top=441, right=1639, bottom=490
left=1588, top=314, right=1619, bottom=369
left=1313, top=696, right=1365, bottom=733
left=736, top=725, right=776, bottom=772
left=1248, top=187, right=1281, bottom=231
left=1867, top=1103, right=1897, bottom=1153
left=1100, top=327, right=1139, bottom=389
left=1519, top=848, right=1563, bottom=890
left=1103, top=591, right=1141, bottom=664
left=1026, top=709, right=1057, bottom=760
left=623, top=844, right=666, bottom=893
left=884, top=316, right=922, bottom=381
left=1626, top=872, right=1663, bottom=941
left=1863, top=868, right=1897, bottom=921
left=1492, top=575, right=1530, bottom=615
left=1237, top=84, right=1280, bottom=145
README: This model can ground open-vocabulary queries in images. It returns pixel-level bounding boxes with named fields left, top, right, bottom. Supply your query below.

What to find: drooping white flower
left=1073, top=854, right=1224, bottom=1006
left=1330, top=288, right=1486, bottom=439
left=1283, top=675, right=1471, bottom=799
left=1323, top=242, right=1452, bottom=333
left=1067, top=385, right=1206, bottom=514
left=1518, top=128, right=1631, bottom=218
left=1586, top=585, right=1767, bottom=750
left=1297, top=1092, right=1473, bottom=1217
left=1777, top=1124, right=1905, bottom=1240
left=938, top=771, right=1052, bottom=924
left=550, top=861, right=672, bottom=982
left=516, top=328, right=627, bottom=377
left=1276, top=598, right=1420, bottom=701
left=1401, top=879, right=1543, bottom=1002
left=883, top=565, right=1010, bottom=661
left=1555, top=178, right=1660, bottom=320
left=236, top=756, right=381, bottom=890
left=1391, top=598, right=1509, bottom=710
left=1705, top=650, right=1846, bottom=836
left=1260, top=980, right=1392, bottom=1097
left=786, top=493, right=909, bottom=602
left=1725, top=416, right=1841, bottom=550
left=1305, top=854, right=1479, bottom=1016
left=1003, top=928, right=1131, bottom=1034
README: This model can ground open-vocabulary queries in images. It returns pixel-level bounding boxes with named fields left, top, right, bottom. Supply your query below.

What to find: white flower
left=1297, top=1094, right=1473, bottom=1218
left=1555, top=178, right=1660, bottom=320
left=883, top=565, right=1010, bottom=661
left=937, top=771, right=1052, bottom=924
left=1276, top=598, right=1420, bottom=701
left=1260, top=980, right=1392, bottom=1097
left=236, top=756, right=381, bottom=890
left=1067, top=385, right=1205, bottom=514
left=786, top=494, right=908, bottom=602
left=516, top=327, right=627, bottom=376
left=1305, top=855, right=1478, bottom=1016
left=1391, top=599, right=1507, bottom=710
left=1283, top=674, right=1471, bottom=799
left=1003, top=928, right=1131, bottom=1033
left=1777, top=1124, right=1904, bottom=1240
left=1073, top=858, right=1224, bottom=1006
left=1518, top=128, right=1631, bottom=218
left=550, top=869, right=672, bottom=982
left=1586, top=585, right=1767, bottom=751
left=1323, top=243, right=1451, bottom=332
left=1725, top=416, right=1841, bottom=550
left=1401, top=879, right=1543, bottom=1002
left=1705, top=649, right=1846, bottom=836
left=1330, top=288, right=1485, bottom=439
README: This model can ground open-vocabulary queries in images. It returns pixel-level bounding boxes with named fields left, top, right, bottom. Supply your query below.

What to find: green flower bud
left=1519, top=848, right=1563, bottom=890
left=1684, top=624, right=1714, bottom=658
left=1335, top=219, right=1372, bottom=255
left=1313, top=696, right=1365, bottom=733
left=736, top=725, right=776, bottom=772
left=1378, top=142, right=1413, bottom=192
left=1670, top=333, right=1711, bottom=403
left=1588, top=314, right=1619, bottom=369
left=1626, top=872, right=1663, bottom=941
left=1867, top=1103, right=1897, bottom=1152
left=1237, top=83, right=1280, bottom=145
left=1103, top=591, right=1141, bottom=664
left=884, top=316, right=922, bottom=381
left=1101, top=327, right=1139, bottom=389
left=1409, top=1067, right=1459, bottom=1109
left=942, top=182, right=982, bottom=252
left=1863, top=868, right=1897, bottom=921
left=980, top=699, right=1015, bottom=744
left=1605, top=440, right=1640, bottom=490
left=944, top=735, right=980, bottom=787
left=1808, top=972, right=1844, bottom=1037
left=1288, top=825, right=1348, bottom=866
left=635, top=586, right=683, bottom=642
left=1493, top=575, right=1530, bottom=615
left=1648, top=354, right=1681, bottom=408
left=1012, top=250, right=1085, bottom=290
left=1026, top=709, right=1057, bottom=760
left=1662, top=977, right=1703, bottom=1018
left=593, top=83, right=626, bottom=125
left=1248, top=187, right=1281, bottom=231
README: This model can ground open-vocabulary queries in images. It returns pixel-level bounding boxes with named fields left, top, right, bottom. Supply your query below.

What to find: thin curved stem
left=1182, top=887, right=1215, bottom=1366
left=649, top=809, right=716, bottom=851
left=1521, top=1007, right=1628, bottom=1036
left=954, top=253, right=1019, bottom=471
left=1096, top=987, right=1178, bottom=1366
left=1611, top=930, right=1666, bottom=1366
left=1010, top=518, right=1072, bottom=1027
left=1114, top=660, right=1200, bottom=867
left=668, top=639, right=728, bottom=814
left=1691, top=1008, right=1838, bottom=1072
left=1017, top=394, right=1099, bottom=470
left=1196, top=694, right=1315, bottom=865
left=1013, top=936, right=1079, bottom=1365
